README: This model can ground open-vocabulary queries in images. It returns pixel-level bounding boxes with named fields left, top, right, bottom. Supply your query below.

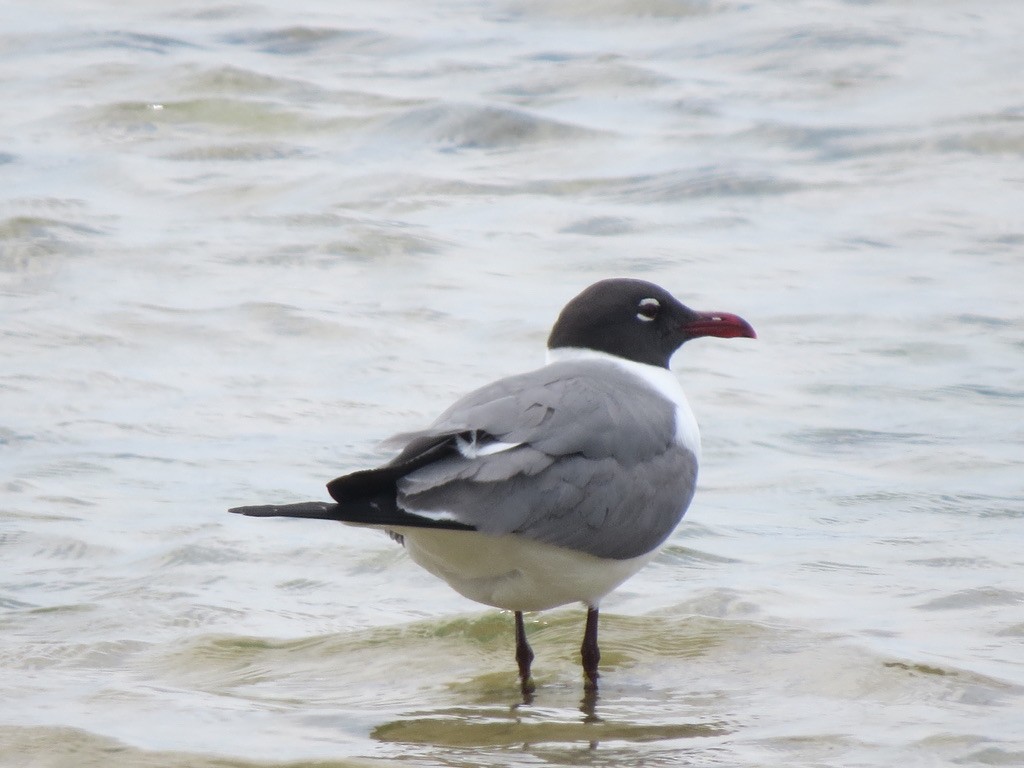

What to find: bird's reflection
left=512, top=681, right=600, bottom=722
left=508, top=683, right=603, bottom=750
left=374, top=683, right=729, bottom=750
left=580, top=686, right=601, bottom=724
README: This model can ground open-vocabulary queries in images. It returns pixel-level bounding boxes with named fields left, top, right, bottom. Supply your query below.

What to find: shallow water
left=2, top=1, right=1023, bottom=766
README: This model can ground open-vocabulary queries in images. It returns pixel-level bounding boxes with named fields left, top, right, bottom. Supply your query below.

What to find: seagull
left=230, top=278, right=755, bottom=693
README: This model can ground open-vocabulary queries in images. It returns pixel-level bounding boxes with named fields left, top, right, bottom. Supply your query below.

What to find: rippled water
left=2, top=1, right=1022, bottom=766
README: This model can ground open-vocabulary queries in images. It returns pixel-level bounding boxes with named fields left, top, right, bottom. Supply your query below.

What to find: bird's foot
left=519, top=675, right=536, bottom=703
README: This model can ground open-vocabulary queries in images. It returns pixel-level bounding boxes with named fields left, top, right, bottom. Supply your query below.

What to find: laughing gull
left=230, top=278, right=755, bottom=693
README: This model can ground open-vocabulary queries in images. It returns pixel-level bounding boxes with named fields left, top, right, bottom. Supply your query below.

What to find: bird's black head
left=547, top=278, right=756, bottom=368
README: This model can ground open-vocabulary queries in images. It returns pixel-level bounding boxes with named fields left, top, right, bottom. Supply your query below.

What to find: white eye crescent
left=636, top=297, right=660, bottom=322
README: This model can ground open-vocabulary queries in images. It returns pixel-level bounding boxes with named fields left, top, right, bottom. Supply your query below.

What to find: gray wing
left=387, top=359, right=698, bottom=560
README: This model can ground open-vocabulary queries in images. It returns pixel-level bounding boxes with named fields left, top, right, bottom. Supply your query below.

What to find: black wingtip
left=228, top=502, right=342, bottom=519
left=229, top=498, right=477, bottom=532
left=228, top=505, right=272, bottom=516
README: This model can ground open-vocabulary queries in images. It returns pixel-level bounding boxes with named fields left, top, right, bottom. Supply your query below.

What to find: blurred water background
left=2, top=1, right=1022, bottom=766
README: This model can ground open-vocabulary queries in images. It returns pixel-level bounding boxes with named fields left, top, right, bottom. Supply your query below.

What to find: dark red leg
left=515, top=611, right=535, bottom=694
left=581, top=606, right=600, bottom=690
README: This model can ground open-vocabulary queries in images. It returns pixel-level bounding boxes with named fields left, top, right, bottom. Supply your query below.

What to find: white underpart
left=391, top=527, right=657, bottom=611
left=406, top=508, right=464, bottom=523
left=546, top=346, right=702, bottom=460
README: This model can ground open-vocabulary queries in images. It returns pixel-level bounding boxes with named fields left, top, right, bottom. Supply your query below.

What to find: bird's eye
left=636, top=298, right=660, bottom=322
